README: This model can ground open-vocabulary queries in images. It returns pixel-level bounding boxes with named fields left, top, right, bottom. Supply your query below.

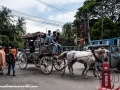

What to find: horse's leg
left=71, top=60, right=76, bottom=76
left=92, top=63, right=97, bottom=77
left=62, top=63, right=68, bottom=76
left=82, top=63, right=87, bottom=75
left=68, top=62, right=72, bottom=77
left=67, top=60, right=75, bottom=77
left=95, top=65, right=101, bottom=79
left=84, top=60, right=91, bottom=79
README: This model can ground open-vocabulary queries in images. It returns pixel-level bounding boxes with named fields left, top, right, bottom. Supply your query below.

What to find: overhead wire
left=35, top=0, right=75, bottom=17
left=0, top=5, right=65, bottom=27
left=11, top=9, right=64, bottom=26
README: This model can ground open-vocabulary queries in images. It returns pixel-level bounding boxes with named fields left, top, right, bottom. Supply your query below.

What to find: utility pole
left=46, top=28, right=47, bottom=33
left=84, top=18, right=86, bottom=38
left=101, top=0, right=104, bottom=39
left=101, top=16, right=103, bottom=39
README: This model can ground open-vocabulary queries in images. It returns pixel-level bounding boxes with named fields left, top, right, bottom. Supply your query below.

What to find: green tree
left=61, top=22, right=74, bottom=45
left=74, top=0, right=120, bottom=42
left=62, top=22, right=73, bottom=39
left=74, top=0, right=98, bottom=43
left=0, top=6, right=26, bottom=48
left=91, top=17, right=119, bottom=40
left=0, top=35, right=10, bottom=44
left=0, top=6, right=13, bottom=30
left=16, top=17, right=26, bottom=34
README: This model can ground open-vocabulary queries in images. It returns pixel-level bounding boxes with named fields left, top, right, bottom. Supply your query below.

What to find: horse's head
left=95, top=47, right=111, bottom=61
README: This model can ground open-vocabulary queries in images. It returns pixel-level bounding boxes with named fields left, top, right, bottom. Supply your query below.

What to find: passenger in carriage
left=29, top=39, right=35, bottom=53
left=56, top=32, right=62, bottom=53
left=45, top=30, right=52, bottom=44
left=51, top=31, right=61, bottom=54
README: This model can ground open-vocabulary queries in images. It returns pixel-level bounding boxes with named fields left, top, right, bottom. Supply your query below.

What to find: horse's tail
left=55, top=51, right=68, bottom=59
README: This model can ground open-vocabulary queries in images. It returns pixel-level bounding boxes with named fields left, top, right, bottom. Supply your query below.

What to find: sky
left=0, top=0, right=85, bottom=33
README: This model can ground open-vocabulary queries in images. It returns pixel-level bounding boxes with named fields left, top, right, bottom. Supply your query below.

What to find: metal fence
left=61, top=46, right=84, bottom=51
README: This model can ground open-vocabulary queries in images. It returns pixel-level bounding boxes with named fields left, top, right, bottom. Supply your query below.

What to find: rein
left=91, top=49, right=103, bottom=63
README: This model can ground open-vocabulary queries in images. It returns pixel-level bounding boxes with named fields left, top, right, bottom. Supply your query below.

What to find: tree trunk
left=86, top=13, right=91, bottom=45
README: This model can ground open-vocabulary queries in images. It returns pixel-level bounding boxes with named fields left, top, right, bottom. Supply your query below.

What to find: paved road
left=0, top=62, right=120, bottom=90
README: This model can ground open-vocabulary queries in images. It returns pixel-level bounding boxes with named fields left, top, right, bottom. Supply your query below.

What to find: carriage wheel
left=18, top=52, right=27, bottom=69
left=53, top=57, right=66, bottom=71
left=39, top=56, right=53, bottom=74
left=117, top=65, right=120, bottom=71
left=33, top=59, right=40, bottom=67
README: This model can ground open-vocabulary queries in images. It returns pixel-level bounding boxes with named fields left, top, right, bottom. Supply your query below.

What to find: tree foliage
left=65, top=0, right=120, bottom=42
left=0, top=35, right=10, bottom=44
left=91, top=17, right=120, bottom=40
left=61, top=22, right=74, bottom=45
left=0, top=6, right=26, bottom=48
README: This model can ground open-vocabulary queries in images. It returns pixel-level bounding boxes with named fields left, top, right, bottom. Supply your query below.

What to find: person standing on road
left=2, top=44, right=5, bottom=51
left=6, top=45, right=16, bottom=76
left=11, top=46, right=18, bottom=60
left=4, top=45, right=10, bottom=66
left=0, top=46, right=6, bottom=75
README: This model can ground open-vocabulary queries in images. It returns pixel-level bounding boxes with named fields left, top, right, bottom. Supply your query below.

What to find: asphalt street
left=0, top=62, right=120, bottom=90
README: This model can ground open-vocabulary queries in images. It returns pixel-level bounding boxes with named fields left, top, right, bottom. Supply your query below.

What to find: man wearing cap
left=0, top=46, right=6, bottom=75
left=45, top=30, right=52, bottom=44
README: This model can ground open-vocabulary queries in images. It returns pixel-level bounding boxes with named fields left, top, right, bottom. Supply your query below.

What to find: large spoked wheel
left=53, top=57, right=66, bottom=71
left=39, top=56, right=53, bottom=74
left=18, top=52, right=27, bottom=69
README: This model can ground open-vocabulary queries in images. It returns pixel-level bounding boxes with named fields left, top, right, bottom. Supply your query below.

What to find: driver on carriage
left=45, top=30, right=52, bottom=44
left=45, top=30, right=62, bottom=54
left=51, top=31, right=62, bottom=54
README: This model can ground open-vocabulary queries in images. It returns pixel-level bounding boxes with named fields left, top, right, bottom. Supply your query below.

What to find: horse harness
left=72, top=50, right=103, bottom=63
left=91, top=49, right=103, bottom=63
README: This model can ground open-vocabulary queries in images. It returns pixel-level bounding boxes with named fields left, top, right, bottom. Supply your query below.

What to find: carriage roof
left=22, top=31, right=46, bottom=39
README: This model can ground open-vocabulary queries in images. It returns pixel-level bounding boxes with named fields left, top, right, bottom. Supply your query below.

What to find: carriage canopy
left=22, top=31, right=46, bottom=39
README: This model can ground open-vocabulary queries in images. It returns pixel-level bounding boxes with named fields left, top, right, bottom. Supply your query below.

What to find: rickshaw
left=17, top=31, right=66, bottom=74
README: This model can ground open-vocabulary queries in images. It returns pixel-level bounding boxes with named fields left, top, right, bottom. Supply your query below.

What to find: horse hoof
left=62, top=73, right=64, bottom=77
left=99, top=77, right=102, bottom=80
left=84, top=77, right=87, bottom=79
left=94, top=75, right=97, bottom=77
left=70, top=75, right=74, bottom=77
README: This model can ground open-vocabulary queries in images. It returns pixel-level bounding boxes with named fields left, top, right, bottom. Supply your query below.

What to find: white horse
left=55, top=47, right=110, bottom=79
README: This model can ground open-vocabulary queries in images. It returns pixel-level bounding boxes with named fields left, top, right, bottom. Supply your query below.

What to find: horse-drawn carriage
left=17, top=31, right=66, bottom=74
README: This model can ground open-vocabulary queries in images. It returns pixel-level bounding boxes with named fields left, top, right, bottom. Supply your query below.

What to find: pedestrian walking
left=0, top=46, right=6, bottom=75
left=6, top=45, right=16, bottom=76
left=11, top=46, right=18, bottom=60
